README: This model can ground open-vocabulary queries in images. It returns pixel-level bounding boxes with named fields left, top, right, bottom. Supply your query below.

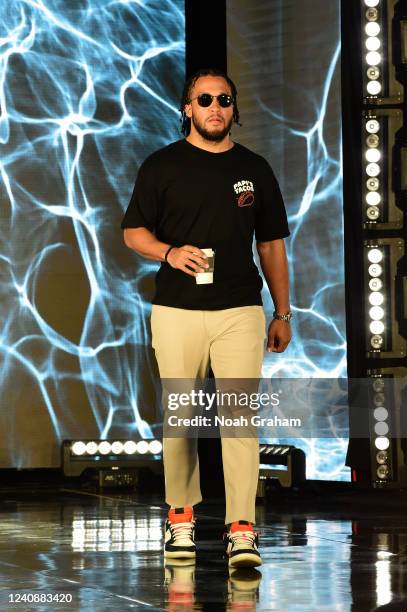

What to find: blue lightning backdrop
left=0, top=0, right=184, bottom=467
left=228, top=0, right=349, bottom=480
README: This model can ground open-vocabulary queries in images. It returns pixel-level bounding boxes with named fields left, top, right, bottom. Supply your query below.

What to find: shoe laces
left=229, top=530, right=256, bottom=547
left=170, top=520, right=195, bottom=541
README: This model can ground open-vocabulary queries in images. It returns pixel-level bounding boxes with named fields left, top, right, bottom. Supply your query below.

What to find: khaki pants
left=150, top=304, right=266, bottom=524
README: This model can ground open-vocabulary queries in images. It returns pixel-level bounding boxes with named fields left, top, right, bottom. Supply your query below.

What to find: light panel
left=69, top=439, right=162, bottom=457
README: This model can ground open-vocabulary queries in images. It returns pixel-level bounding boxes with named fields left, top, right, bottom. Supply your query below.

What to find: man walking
left=121, top=68, right=292, bottom=568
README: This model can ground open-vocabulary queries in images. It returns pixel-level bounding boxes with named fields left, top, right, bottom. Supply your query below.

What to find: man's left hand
left=266, top=319, right=292, bottom=353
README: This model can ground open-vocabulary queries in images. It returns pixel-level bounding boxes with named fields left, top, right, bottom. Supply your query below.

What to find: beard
left=191, top=114, right=233, bottom=142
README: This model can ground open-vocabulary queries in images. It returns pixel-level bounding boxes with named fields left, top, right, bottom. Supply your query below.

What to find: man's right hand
left=167, top=245, right=209, bottom=277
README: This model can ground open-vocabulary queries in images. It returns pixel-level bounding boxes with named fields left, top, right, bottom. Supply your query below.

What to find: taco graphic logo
left=233, top=179, right=254, bottom=207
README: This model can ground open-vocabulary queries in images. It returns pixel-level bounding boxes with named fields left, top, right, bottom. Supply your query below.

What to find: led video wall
left=228, top=0, right=349, bottom=480
left=0, top=0, right=184, bottom=467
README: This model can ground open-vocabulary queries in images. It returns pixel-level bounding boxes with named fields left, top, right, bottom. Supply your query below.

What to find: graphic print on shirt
left=233, top=179, right=255, bottom=207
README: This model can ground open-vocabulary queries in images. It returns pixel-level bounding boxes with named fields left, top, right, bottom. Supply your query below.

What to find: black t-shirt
left=121, top=139, right=290, bottom=310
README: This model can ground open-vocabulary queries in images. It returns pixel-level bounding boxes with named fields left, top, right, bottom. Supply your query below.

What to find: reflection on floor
left=1, top=486, right=407, bottom=611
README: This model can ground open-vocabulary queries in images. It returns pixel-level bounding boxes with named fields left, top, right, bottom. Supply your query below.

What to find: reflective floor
left=1, top=486, right=407, bottom=611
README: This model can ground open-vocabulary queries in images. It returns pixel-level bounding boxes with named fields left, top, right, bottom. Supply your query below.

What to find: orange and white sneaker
left=164, top=507, right=196, bottom=560
left=223, top=520, right=262, bottom=568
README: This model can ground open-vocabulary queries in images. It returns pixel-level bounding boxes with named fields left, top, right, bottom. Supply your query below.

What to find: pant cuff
left=165, top=496, right=203, bottom=509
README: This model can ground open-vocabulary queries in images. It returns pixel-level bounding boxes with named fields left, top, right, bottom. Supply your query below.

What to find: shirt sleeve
left=121, top=157, right=159, bottom=231
left=254, top=159, right=290, bottom=242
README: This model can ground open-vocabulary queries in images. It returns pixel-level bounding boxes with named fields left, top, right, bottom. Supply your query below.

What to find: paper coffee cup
left=196, top=248, right=215, bottom=284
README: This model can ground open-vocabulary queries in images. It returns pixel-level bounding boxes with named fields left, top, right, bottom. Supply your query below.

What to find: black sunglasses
left=189, top=93, right=234, bottom=108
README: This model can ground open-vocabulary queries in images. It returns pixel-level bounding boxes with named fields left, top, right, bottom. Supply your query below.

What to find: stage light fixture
left=366, top=208, right=379, bottom=220
left=136, top=441, right=149, bottom=454
left=368, top=263, right=382, bottom=276
left=370, top=320, right=385, bottom=334
left=369, top=306, right=385, bottom=320
left=369, top=291, right=384, bottom=305
left=366, top=8, right=379, bottom=22
left=371, top=334, right=384, bottom=348
left=86, top=442, right=98, bottom=454
left=256, top=444, right=306, bottom=493
left=365, top=22, right=380, bottom=36
left=366, top=191, right=381, bottom=205
left=366, top=119, right=380, bottom=133
left=366, top=148, right=381, bottom=162
left=362, top=2, right=404, bottom=105
left=373, top=378, right=385, bottom=392
left=369, top=276, right=383, bottom=290
left=377, top=464, right=390, bottom=478
left=368, top=248, right=383, bottom=263
left=369, top=370, right=407, bottom=488
left=123, top=441, right=137, bottom=454
left=365, top=238, right=406, bottom=359
left=367, top=376, right=393, bottom=485
left=367, top=81, right=382, bottom=95
left=63, top=439, right=163, bottom=477
left=374, top=421, right=389, bottom=435
left=366, top=36, right=381, bottom=51
left=366, top=162, right=381, bottom=177
left=375, top=436, right=390, bottom=450
left=376, top=450, right=387, bottom=464
left=149, top=440, right=163, bottom=454
left=366, top=133, right=380, bottom=147
left=111, top=441, right=124, bottom=454
left=72, top=441, right=87, bottom=456
left=367, top=207, right=380, bottom=220
left=367, top=177, right=380, bottom=190
left=373, top=391, right=385, bottom=405
left=367, top=66, right=380, bottom=81
left=366, top=51, right=382, bottom=66
left=99, top=441, right=111, bottom=455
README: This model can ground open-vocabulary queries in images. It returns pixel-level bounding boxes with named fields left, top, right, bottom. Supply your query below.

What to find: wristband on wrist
left=273, top=310, right=293, bottom=322
left=164, top=245, right=175, bottom=262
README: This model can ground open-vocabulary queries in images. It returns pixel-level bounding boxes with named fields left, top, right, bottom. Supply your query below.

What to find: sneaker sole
left=164, top=550, right=196, bottom=559
left=228, top=553, right=262, bottom=568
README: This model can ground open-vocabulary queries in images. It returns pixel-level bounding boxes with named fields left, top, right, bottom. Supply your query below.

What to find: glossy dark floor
left=1, top=483, right=407, bottom=611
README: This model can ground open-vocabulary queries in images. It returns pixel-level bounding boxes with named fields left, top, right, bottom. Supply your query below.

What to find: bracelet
left=164, top=246, right=175, bottom=262
left=273, top=310, right=293, bottom=322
